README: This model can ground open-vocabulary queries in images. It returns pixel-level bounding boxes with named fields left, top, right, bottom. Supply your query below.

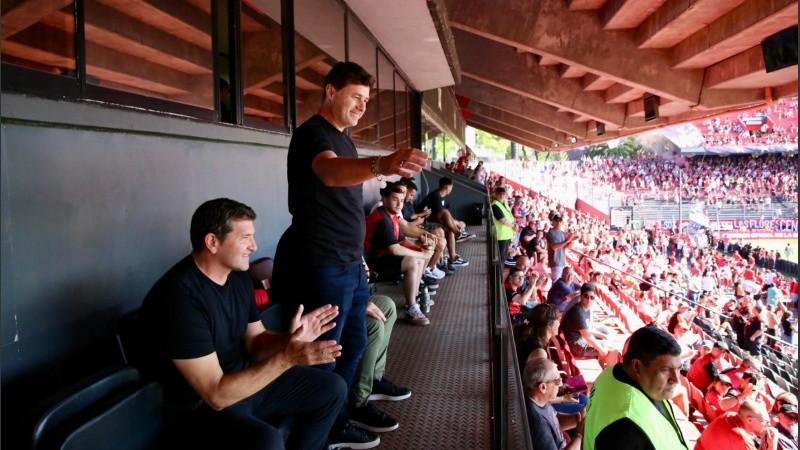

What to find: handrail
left=487, top=197, right=533, bottom=450
left=570, top=249, right=797, bottom=350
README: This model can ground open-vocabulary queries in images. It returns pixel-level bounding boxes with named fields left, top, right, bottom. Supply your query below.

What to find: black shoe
left=349, top=401, right=399, bottom=433
left=437, top=264, right=455, bottom=276
left=422, top=276, right=439, bottom=288
left=368, top=377, right=412, bottom=401
left=328, top=423, right=380, bottom=449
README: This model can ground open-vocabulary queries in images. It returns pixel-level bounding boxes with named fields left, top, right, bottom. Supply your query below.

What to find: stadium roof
left=435, top=0, right=798, bottom=152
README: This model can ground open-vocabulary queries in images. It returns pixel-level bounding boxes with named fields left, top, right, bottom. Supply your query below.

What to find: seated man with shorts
left=365, top=183, right=434, bottom=326
left=419, top=177, right=474, bottom=268
left=560, top=283, right=620, bottom=368
left=141, top=198, right=346, bottom=450
left=398, top=179, right=448, bottom=279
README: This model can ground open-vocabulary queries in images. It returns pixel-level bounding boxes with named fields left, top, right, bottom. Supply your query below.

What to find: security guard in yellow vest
left=490, top=187, right=515, bottom=263
left=584, top=326, right=689, bottom=450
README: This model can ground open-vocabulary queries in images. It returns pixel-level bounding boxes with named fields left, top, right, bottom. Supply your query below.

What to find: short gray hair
left=522, top=358, right=554, bottom=393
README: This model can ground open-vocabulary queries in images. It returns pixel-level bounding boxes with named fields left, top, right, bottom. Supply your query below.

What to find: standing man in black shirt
left=270, top=61, right=426, bottom=449
left=141, top=198, right=346, bottom=450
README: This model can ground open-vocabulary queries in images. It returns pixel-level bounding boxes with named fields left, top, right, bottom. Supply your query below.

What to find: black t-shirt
left=140, top=255, right=259, bottom=407
left=286, top=114, right=364, bottom=265
left=420, top=190, right=446, bottom=216
left=520, top=226, right=536, bottom=254
left=401, top=202, right=416, bottom=222
left=561, top=304, right=592, bottom=345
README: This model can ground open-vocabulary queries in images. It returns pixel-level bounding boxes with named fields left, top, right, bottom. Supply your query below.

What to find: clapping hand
left=289, top=304, right=339, bottom=342
left=284, top=304, right=342, bottom=366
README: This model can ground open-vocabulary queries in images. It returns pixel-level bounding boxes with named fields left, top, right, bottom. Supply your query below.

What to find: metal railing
left=487, top=199, right=533, bottom=450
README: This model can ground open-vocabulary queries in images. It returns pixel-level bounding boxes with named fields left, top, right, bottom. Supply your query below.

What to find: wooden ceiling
left=445, top=0, right=799, bottom=151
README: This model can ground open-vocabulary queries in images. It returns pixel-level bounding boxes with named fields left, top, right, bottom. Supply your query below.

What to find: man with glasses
left=695, top=399, right=779, bottom=450
left=561, top=283, right=619, bottom=369
left=523, top=358, right=585, bottom=450
left=583, top=326, right=689, bottom=450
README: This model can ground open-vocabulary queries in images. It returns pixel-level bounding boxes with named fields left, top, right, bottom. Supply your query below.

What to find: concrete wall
left=0, top=93, right=386, bottom=445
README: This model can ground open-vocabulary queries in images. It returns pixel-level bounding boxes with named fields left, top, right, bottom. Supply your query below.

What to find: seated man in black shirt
left=141, top=198, right=346, bottom=450
left=420, top=177, right=474, bottom=267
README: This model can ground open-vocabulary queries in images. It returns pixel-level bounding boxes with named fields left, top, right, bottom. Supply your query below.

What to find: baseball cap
left=714, top=341, right=729, bottom=351
left=700, top=340, right=713, bottom=349
left=550, top=214, right=562, bottom=222
left=715, top=374, right=733, bottom=385
left=779, top=403, right=798, bottom=415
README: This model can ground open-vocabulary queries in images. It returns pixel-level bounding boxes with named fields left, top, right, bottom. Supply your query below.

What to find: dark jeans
left=272, top=228, right=370, bottom=431
left=498, top=239, right=510, bottom=262
left=168, top=367, right=346, bottom=450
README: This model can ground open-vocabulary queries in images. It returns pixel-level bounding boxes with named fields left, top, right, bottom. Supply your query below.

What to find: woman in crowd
left=513, top=304, right=588, bottom=415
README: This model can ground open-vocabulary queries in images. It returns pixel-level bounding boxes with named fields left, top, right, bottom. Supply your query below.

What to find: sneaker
left=423, top=267, right=445, bottom=280
left=422, top=276, right=439, bottom=288
left=451, top=256, right=469, bottom=267
left=446, top=262, right=456, bottom=271
left=369, top=378, right=412, bottom=402
left=429, top=266, right=446, bottom=278
left=349, top=401, right=399, bottom=433
left=328, top=423, right=380, bottom=449
left=405, top=305, right=430, bottom=326
left=456, top=231, right=476, bottom=242
left=503, top=258, right=517, bottom=267
left=437, top=264, right=454, bottom=276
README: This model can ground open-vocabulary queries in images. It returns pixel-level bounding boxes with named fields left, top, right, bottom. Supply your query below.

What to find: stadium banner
left=641, top=218, right=798, bottom=239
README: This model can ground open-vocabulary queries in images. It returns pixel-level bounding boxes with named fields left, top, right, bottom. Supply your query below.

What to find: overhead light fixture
left=596, top=122, right=606, bottom=136
left=570, top=137, right=577, bottom=144
left=554, top=143, right=559, bottom=148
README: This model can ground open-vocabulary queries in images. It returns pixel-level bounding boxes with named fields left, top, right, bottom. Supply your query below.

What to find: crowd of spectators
left=489, top=170, right=799, bottom=449
left=579, top=153, right=798, bottom=206
left=699, top=98, right=799, bottom=148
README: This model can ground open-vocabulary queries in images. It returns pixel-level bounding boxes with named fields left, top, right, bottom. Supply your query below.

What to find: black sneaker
left=328, top=423, right=380, bottom=449
left=349, top=401, right=399, bottom=433
left=422, top=276, right=439, bottom=288
left=437, top=264, right=454, bottom=276
left=455, top=232, right=476, bottom=242
left=369, top=377, right=412, bottom=401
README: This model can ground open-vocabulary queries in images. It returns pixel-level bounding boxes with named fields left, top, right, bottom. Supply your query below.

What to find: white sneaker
left=429, top=266, right=446, bottom=278
left=424, top=267, right=445, bottom=280
left=405, top=305, right=430, bottom=326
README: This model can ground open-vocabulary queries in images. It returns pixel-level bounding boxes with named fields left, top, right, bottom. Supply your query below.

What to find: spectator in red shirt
left=695, top=399, right=777, bottom=450
left=687, top=341, right=730, bottom=391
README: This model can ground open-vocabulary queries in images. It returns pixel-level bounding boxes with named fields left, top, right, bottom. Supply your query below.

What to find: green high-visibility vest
left=491, top=199, right=514, bottom=241
left=584, top=366, right=689, bottom=450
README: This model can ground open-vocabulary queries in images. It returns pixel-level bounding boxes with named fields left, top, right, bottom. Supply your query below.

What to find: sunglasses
left=543, top=378, right=563, bottom=386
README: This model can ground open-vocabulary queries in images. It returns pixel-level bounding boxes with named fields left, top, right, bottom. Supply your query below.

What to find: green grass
left=740, top=238, right=799, bottom=264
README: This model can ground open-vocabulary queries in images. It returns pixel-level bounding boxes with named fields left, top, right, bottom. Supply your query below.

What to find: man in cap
left=583, top=326, right=688, bottom=450
left=687, top=340, right=729, bottom=391
left=775, top=403, right=798, bottom=450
